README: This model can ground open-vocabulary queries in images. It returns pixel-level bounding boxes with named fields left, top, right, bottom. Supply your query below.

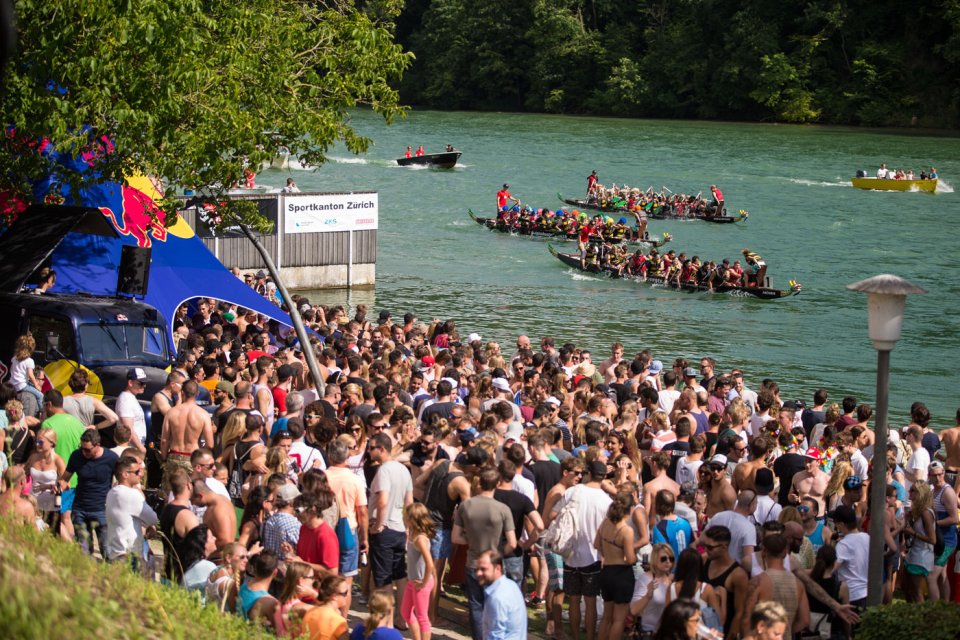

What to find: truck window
left=28, top=314, right=77, bottom=365
left=77, top=323, right=169, bottom=364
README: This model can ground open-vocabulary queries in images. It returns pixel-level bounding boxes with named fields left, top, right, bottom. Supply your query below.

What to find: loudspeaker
left=117, top=245, right=151, bottom=296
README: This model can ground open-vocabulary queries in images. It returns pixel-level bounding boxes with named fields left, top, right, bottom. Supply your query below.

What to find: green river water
left=257, top=110, right=960, bottom=427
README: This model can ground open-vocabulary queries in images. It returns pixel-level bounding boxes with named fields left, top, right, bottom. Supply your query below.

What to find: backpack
left=228, top=442, right=254, bottom=506
left=543, top=485, right=581, bottom=561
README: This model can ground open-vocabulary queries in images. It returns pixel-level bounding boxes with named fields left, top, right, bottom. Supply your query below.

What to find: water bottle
left=360, top=551, right=368, bottom=567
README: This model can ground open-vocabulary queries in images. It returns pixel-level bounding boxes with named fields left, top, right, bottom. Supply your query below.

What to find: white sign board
left=284, top=193, right=379, bottom=234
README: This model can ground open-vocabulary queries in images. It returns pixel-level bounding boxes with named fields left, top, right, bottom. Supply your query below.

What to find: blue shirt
left=483, top=575, right=527, bottom=640
left=652, top=516, right=693, bottom=560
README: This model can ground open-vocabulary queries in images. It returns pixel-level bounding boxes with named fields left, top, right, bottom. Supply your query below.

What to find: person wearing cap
left=116, top=368, right=149, bottom=447
left=160, top=380, right=214, bottom=494
left=927, top=460, right=958, bottom=599
left=831, top=504, right=869, bottom=608
left=261, top=483, right=302, bottom=559
left=705, top=454, right=737, bottom=518
left=549, top=459, right=611, bottom=640
left=750, top=467, right=782, bottom=528
left=496, top=183, right=518, bottom=211
left=787, top=449, right=829, bottom=514
left=482, top=378, right=523, bottom=423
left=682, top=367, right=705, bottom=394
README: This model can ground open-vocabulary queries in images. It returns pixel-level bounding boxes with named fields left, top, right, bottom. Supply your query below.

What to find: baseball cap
left=468, top=332, right=482, bottom=343
left=683, top=367, right=699, bottom=378
left=215, top=380, right=236, bottom=398
left=709, top=454, right=728, bottom=468
left=545, top=396, right=561, bottom=407
left=378, top=310, right=391, bottom=322
left=441, top=376, right=459, bottom=390
left=491, top=377, right=511, bottom=392
left=460, top=445, right=489, bottom=467
left=754, top=468, right=775, bottom=494
left=458, top=428, right=479, bottom=447
left=421, top=355, right=435, bottom=368
left=127, top=367, right=147, bottom=382
left=588, top=460, right=608, bottom=479
left=831, top=504, right=858, bottom=526
left=276, top=484, right=301, bottom=502
left=649, top=360, right=663, bottom=375
left=843, top=475, right=863, bottom=490
left=802, top=447, right=822, bottom=461
left=930, top=460, right=945, bottom=471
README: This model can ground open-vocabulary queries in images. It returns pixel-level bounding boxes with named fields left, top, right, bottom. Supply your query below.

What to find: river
left=258, top=110, right=960, bottom=427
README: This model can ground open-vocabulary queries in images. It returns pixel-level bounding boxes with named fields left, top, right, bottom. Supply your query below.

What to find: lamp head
left=847, top=274, right=927, bottom=351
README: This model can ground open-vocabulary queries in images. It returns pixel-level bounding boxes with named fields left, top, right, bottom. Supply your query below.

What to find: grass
left=0, top=518, right=275, bottom=640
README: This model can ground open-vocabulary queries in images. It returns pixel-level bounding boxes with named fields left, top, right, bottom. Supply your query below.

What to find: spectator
left=476, top=549, right=527, bottom=640
left=105, top=456, right=158, bottom=568
left=61, top=429, right=119, bottom=556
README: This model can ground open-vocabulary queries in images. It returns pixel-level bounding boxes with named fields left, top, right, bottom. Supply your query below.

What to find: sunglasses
left=798, top=505, right=810, bottom=514
left=660, top=556, right=674, bottom=563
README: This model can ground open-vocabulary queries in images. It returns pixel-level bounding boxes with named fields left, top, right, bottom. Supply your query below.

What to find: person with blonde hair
left=630, top=542, right=675, bottom=634
left=742, top=601, right=789, bottom=640
left=903, top=479, right=938, bottom=601
left=9, top=333, right=43, bottom=406
left=26, top=426, right=66, bottom=529
left=350, top=589, right=403, bottom=639
left=823, top=459, right=852, bottom=513
left=401, top=502, right=436, bottom=640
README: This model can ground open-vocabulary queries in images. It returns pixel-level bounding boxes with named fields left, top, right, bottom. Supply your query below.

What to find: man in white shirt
left=877, top=163, right=889, bottom=179
left=703, top=489, right=758, bottom=573
left=105, top=457, right=158, bottom=565
left=550, top=460, right=612, bottom=640
left=116, top=368, right=149, bottom=445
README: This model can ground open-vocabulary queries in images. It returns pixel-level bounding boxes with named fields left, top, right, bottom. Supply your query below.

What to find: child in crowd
left=401, top=502, right=436, bottom=640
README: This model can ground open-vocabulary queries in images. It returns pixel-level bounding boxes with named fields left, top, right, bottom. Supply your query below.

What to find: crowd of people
left=581, top=173, right=729, bottom=220
left=875, top=164, right=938, bottom=180
left=3, top=293, right=960, bottom=640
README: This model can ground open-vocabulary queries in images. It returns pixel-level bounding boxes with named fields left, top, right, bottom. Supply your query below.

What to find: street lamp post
left=846, top=274, right=926, bottom=607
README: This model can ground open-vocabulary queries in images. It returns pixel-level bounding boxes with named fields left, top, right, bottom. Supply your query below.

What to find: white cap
left=468, top=332, right=482, bottom=343
left=545, top=396, right=561, bottom=407
left=441, top=376, right=459, bottom=389
left=491, top=377, right=511, bottom=392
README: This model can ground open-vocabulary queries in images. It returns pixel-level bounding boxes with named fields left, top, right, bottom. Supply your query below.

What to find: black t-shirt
left=801, top=409, right=825, bottom=437
left=774, top=452, right=807, bottom=505
left=704, top=431, right=719, bottom=457
left=529, top=460, right=561, bottom=514
left=661, top=440, right=691, bottom=481
left=421, top=401, right=455, bottom=426
left=609, top=382, right=632, bottom=407
left=494, top=488, right=535, bottom=558
left=8, top=425, right=35, bottom=465
left=66, top=448, right=119, bottom=513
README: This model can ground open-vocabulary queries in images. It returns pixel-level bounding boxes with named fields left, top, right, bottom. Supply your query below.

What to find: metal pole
left=239, top=223, right=325, bottom=397
left=867, top=348, right=891, bottom=607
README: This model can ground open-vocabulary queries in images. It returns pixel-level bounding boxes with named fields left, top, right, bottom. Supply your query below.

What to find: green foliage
left=857, top=600, right=960, bottom=640
left=0, top=518, right=274, bottom=640
left=397, top=0, right=960, bottom=127
left=1, top=0, right=412, bottom=228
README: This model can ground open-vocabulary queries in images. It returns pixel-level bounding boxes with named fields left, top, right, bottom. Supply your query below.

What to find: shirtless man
left=788, top=450, right=830, bottom=513
left=940, top=409, right=960, bottom=489
left=0, top=466, right=37, bottom=522
left=161, top=380, right=214, bottom=492
left=191, top=478, right=236, bottom=559
left=643, top=452, right=680, bottom=526
left=598, top=342, right=625, bottom=384
left=706, top=454, right=737, bottom=518
left=151, top=372, right=183, bottom=444
left=732, top=435, right=771, bottom=493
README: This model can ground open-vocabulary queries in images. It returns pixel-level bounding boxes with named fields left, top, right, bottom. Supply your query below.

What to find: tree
left=1, top=0, right=413, bottom=228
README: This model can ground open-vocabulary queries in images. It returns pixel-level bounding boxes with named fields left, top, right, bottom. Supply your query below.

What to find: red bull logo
left=100, top=184, right=169, bottom=248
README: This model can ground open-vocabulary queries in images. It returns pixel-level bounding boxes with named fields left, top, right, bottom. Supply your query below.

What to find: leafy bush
left=858, top=600, right=960, bottom=640
left=0, top=518, right=273, bottom=640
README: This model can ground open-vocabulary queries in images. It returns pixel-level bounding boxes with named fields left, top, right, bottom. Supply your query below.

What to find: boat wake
left=936, top=179, right=954, bottom=193
left=329, top=156, right=368, bottom=165
left=786, top=178, right=849, bottom=188
left=567, top=270, right=601, bottom=281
